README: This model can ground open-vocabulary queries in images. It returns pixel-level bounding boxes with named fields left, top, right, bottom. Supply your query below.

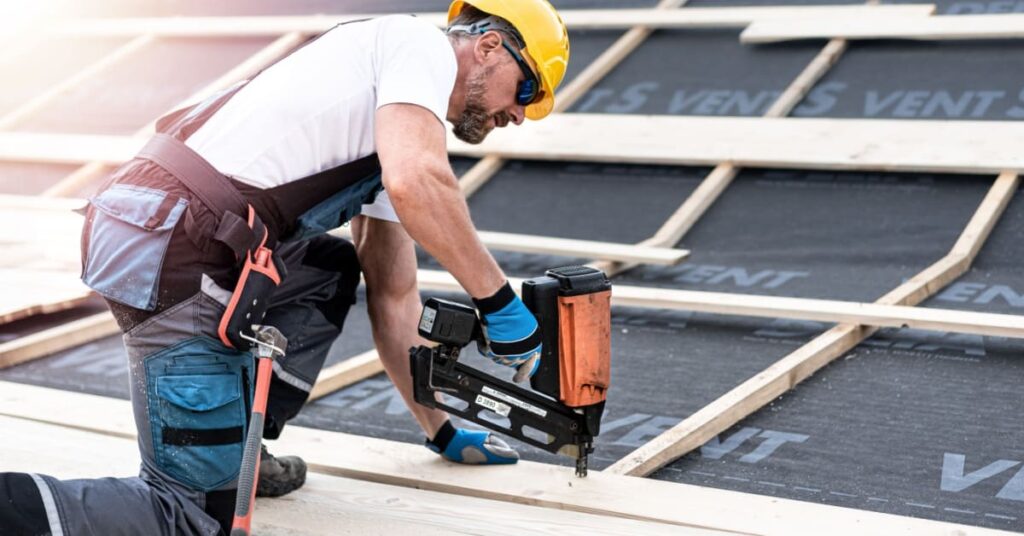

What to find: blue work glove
left=472, top=281, right=542, bottom=382
left=426, top=421, right=519, bottom=465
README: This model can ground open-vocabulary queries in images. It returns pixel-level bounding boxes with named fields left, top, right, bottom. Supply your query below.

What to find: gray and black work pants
left=0, top=165, right=362, bottom=536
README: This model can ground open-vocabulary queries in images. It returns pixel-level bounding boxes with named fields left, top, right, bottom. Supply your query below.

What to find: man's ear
left=474, top=31, right=503, bottom=62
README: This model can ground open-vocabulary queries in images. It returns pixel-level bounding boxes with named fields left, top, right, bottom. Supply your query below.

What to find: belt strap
left=137, top=134, right=248, bottom=220
left=137, top=133, right=264, bottom=258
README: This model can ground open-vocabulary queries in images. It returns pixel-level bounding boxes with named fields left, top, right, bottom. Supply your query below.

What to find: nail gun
left=410, top=266, right=612, bottom=477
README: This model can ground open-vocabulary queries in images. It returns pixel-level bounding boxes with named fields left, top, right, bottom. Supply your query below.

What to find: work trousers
left=0, top=163, right=362, bottom=536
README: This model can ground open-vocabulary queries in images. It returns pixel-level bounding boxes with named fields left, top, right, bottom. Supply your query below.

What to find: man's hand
left=426, top=421, right=519, bottom=465
left=473, top=281, right=542, bottom=382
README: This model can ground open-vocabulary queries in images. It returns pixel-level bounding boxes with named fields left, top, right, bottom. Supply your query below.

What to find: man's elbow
left=383, top=160, right=455, bottom=205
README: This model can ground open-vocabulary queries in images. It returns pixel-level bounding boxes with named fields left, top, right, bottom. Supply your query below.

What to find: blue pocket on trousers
left=146, top=337, right=252, bottom=491
left=82, top=184, right=188, bottom=311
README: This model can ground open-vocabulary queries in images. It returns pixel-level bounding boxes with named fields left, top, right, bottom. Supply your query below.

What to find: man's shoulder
left=373, top=14, right=447, bottom=45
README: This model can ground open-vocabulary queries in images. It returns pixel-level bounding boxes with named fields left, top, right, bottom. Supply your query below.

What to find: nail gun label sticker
left=475, top=395, right=511, bottom=417
left=482, top=386, right=548, bottom=418
left=419, top=307, right=437, bottom=333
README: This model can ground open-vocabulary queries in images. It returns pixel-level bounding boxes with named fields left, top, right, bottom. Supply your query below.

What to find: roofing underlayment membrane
left=0, top=0, right=1022, bottom=531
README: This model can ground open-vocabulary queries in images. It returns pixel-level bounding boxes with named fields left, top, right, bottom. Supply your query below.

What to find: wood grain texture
left=448, top=115, right=1024, bottom=174
left=605, top=172, right=1020, bottom=477
left=36, top=6, right=935, bottom=37
left=743, top=13, right=1024, bottom=44
left=0, top=415, right=703, bottom=536
left=0, top=197, right=91, bottom=325
left=0, top=312, right=118, bottom=369
left=15, top=116, right=1024, bottom=175
left=0, top=382, right=1011, bottom=536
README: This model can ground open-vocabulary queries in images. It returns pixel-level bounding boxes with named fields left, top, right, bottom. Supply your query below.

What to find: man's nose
left=508, top=105, right=525, bottom=126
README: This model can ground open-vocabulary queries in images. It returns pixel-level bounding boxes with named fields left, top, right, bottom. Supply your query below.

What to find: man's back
left=185, top=15, right=457, bottom=189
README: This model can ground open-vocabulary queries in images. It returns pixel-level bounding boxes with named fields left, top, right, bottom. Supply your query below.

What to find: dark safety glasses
left=501, top=40, right=541, bottom=106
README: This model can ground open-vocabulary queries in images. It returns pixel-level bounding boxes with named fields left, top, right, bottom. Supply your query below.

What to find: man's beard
left=452, top=68, right=496, bottom=145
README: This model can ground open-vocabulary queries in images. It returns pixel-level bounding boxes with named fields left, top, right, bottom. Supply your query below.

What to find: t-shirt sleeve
left=375, top=16, right=457, bottom=125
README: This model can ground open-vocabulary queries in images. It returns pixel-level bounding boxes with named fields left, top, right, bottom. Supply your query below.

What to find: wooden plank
left=612, top=285, right=1024, bottom=339
left=15, top=116, right=1024, bottom=175
left=0, top=34, right=155, bottom=130
left=0, top=131, right=143, bottom=165
left=333, top=227, right=688, bottom=265
left=0, top=197, right=91, bottom=325
left=36, top=6, right=936, bottom=37
left=41, top=31, right=307, bottom=198
left=0, top=312, right=119, bottom=370
left=448, top=115, right=1024, bottom=175
left=742, top=13, right=1024, bottom=44
left=415, top=269, right=1024, bottom=339
left=308, top=350, right=382, bottom=402
left=0, top=274, right=93, bottom=325
left=0, top=382, right=1012, bottom=536
left=605, top=172, right=1020, bottom=477
left=479, top=231, right=688, bottom=264
left=0, top=415, right=702, bottom=536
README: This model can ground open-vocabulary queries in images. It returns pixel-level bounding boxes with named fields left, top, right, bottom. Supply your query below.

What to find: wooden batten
left=0, top=382, right=1011, bottom=536
left=605, top=172, right=1020, bottom=477
left=742, top=13, right=1024, bottom=44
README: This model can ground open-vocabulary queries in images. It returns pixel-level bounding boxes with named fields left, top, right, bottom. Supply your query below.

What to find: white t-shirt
left=185, top=15, right=457, bottom=223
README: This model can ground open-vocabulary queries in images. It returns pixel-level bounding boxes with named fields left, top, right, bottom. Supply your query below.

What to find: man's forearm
left=386, top=166, right=506, bottom=300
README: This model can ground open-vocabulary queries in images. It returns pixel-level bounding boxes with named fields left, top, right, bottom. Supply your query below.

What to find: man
left=0, top=1, right=570, bottom=534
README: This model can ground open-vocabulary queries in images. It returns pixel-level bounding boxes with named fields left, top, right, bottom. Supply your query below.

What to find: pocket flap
left=157, top=374, right=240, bottom=412
left=90, top=184, right=188, bottom=232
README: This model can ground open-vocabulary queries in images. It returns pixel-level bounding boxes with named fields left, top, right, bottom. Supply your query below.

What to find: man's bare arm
left=375, top=103, right=505, bottom=299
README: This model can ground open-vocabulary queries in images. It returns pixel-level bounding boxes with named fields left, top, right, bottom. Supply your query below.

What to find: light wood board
left=742, top=13, right=1024, bottom=44
left=0, top=381, right=1010, bottom=536
left=32, top=6, right=936, bottom=37
left=448, top=115, right=1024, bottom=174
left=0, top=196, right=91, bottom=325
left=605, top=171, right=1020, bottom=477
left=415, top=269, right=1024, bottom=339
left=14, top=116, right=1024, bottom=175
left=0, top=415, right=704, bottom=536
left=332, top=227, right=689, bottom=265
left=0, top=312, right=119, bottom=370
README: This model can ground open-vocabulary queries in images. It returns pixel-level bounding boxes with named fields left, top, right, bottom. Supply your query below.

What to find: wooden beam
left=34, top=6, right=936, bottom=38
left=0, top=131, right=142, bottom=165
left=0, top=34, right=156, bottom=130
left=447, top=115, right=1024, bottom=175
left=0, top=382, right=1012, bottom=536
left=605, top=171, right=1020, bottom=477
left=0, top=312, right=119, bottom=370
left=308, top=350, right=382, bottom=402
left=41, top=31, right=307, bottom=197
left=333, top=227, right=689, bottom=265
left=458, top=0, right=692, bottom=198
left=415, top=269, right=1024, bottom=339
left=0, top=415, right=702, bottom=536
left=16, top=116, right=1024, bottom=175
left=742, top=13, right=1024, bottom=44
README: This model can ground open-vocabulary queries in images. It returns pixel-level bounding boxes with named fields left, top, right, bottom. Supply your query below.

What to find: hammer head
left=251, top=324, right=288, bottom=359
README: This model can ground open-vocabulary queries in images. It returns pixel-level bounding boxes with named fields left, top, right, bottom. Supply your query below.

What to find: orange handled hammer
left=231, top=325, right=287, bottom=536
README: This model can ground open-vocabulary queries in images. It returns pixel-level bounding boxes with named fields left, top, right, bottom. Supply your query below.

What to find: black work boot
left=256, top=444, right=307, bottom=497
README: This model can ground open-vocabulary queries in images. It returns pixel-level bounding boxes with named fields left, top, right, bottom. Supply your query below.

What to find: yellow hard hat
left=448, top=0, right=570, bottom=120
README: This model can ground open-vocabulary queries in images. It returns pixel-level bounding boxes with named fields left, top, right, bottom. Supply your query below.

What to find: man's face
left=452, top=33, right=537, bottom=144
